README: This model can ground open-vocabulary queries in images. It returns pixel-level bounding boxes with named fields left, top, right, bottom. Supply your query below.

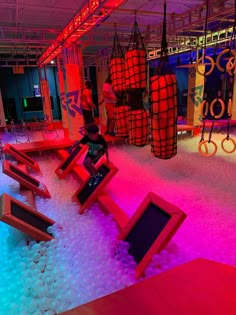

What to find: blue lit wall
left=0, top=67, right=61, bottom=123
left=148, top=48, right=230, bottom=118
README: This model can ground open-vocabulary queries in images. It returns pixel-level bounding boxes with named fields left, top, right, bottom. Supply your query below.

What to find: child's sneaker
left=92, top=173, right=103, bottom=186
left=88, top=175, right=96, bottom=186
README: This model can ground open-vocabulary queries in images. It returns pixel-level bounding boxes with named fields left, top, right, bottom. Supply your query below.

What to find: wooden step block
left=97, top=193, right=129, bottom=229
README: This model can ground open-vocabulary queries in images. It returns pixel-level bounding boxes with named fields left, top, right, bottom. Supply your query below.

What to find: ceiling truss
left=0, top=0, right=235, bottom=67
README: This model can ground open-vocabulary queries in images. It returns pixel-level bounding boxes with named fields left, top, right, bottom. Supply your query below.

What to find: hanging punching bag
left=125, top=49, right=146, bottom=90
left=114, top=105, right=130, bottom=137
left=129, top=109, right=149, bottom=146
left=150, top=74, right=177, bottom=159
left=110, top=57, right=126, bottom=93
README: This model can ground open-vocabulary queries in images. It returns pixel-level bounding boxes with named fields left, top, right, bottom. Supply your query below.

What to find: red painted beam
left=38, top=0, right=127, bottom=66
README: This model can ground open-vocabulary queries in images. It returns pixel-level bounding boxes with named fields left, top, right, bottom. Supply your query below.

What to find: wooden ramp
left=60, top=258, right=236, bottom=315
left=11, top=138, right=74, bottom=153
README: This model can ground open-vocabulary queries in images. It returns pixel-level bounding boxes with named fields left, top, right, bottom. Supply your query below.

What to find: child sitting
left=79, top=124, right=109, bottom=186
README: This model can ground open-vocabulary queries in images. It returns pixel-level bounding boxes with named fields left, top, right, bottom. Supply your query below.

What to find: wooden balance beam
left=0, top=193, right=55, bottom=242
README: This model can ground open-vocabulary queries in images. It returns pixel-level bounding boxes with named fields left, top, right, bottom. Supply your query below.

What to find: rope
left=161, top=0, right=168, bottom=59
left=230, top=0, right=236, bottom=50
left=127, top=19, right=145, bottom=52
left=203, top=0, right=209, bottom=53
left=221, top=104, right=236, bottom=153
left=226, top=115, right=230, bottom=140
left=208, top=119, right=215, bottom=143
left=200, top=118, right=206, bottom=143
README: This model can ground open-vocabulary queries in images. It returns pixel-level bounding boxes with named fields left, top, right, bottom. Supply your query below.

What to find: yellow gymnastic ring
left=209, top=98, right=225, bottom=119
left=198, top=140, right=217, bottom=157
left=200, top=100, right=209, bottom=118
left=198, top=140, right=208, bottom=155
left=226, top=57, right=235, bottom=76
left=221, top=137, right=236, bottom=154
left=216, top=49, right=236, bottom=73
left=227, top=98, right=232, bottom=117
left=230, top=50, right=236, bottom=75
left=196, top=56, right=215, bottom=76
left=216, top=48, right=230, bottom=72
left=226, top=56, right=236, bottom=71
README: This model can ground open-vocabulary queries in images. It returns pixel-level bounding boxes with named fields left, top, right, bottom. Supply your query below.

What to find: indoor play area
left=0, top=0, right=236, bottom=314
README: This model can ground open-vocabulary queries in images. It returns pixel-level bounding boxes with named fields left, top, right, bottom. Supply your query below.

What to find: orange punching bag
left=114, top=105, right=130, bottom=137
left=125, top=19, right=148, bottom=146
left=125, top=19, right=147, bottom=90
left=110, top=57, right=126, bottom=93
left=125, top=49, right=147, bottom=90
left=110, top=31, right=129, bottom=137
left=129, top=109, right=149, bottom=146
left=150, top=74, right=177, bottom=159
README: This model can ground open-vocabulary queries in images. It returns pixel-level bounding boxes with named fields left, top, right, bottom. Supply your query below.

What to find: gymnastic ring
left=200, top=100, right=209, bottom=118
left=230, top=50, right=236, bottom=74
left=227, top=98, right=232, bottom=117
left=226, top=56, right=236, bottom=71
left=221, top=137, right=236, bottom=154
left=216, top=48, right=230, bottom=72
left=209, top=98, right=225, bottom=119
left=196, top=56, right=215, bottom=76
left=226, top=57, right=235, bottom=76
left=198, top=140, right=217, bottom=157
left=198, top=140, right=208, bottom=155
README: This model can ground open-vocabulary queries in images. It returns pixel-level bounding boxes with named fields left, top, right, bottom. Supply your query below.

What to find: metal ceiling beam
left=15, top=0, right=19, bottom=27
left=0, top=44, right=46, bottom=49
left=96, top=20, right=148, bottom=28
left=39, top=0, right=128, bottom=65
left=150, top=5, right=235, bottom=40
left=0, top=38, right=51, bottom=44
left=1, top=26, right=60, bottom=34
left=0, top=2, right=76, bottom=13
left=114, top=8, right=172, bottom=16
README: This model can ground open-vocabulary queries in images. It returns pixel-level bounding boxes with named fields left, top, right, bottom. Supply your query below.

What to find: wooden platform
left=11, top=138, right=74, bottom=153
left=97, top=194, right=129, bottom=229
left=60, top=258, right=236, bottom=315
left=55, top=149, right=89, bottom=183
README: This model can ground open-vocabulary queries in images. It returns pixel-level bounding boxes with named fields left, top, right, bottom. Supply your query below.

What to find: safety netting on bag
left=150, top=1, right=177, bottom=159
left=125, top=18, right=149, bottom=146
left=129, top=109, right=149, bottom=146
left=114, top=105, right=130, bottom=137
left=151, top=74, right=177, bottom=158
left=110, top=31, right=126, bottom=101
left=125, top=20, right=147, bottom=90
left=110, top=30, right=129, bottom=136
left=110, top=33, right=126, bottom=94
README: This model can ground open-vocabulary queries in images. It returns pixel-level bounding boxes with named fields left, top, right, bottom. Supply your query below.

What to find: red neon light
left=38, top=0, right=126, bottom=66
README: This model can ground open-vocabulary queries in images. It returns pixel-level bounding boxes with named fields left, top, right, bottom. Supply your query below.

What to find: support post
left=186, top=65, right=205, bottom=126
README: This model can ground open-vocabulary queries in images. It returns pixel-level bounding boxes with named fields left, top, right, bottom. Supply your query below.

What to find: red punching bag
left=150, top=74, right=177, bottom=159
left=125, top=20, right=147, bottom=91
left=110, top=57, right=126, bottom=93
left=125, top=49, right=147, bottom=90
left=110, top=31, right=126, bottom=94
left=129, top=109, right=149, bottom=146
left=114, top=105, right=130, bottom=137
